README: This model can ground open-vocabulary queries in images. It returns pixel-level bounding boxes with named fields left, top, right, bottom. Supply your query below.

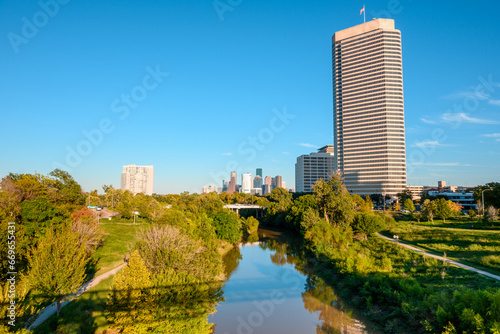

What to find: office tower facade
left=332, top=19, right=407, bottom=196
left=222, top=180, right=228, bottom=192
left=227, top=171, right=237, bottom=193
left=208, top=185, right=216, bottom=193
left=256, top=168, right=263, bottom=178
left=295, top=145, right=335, bottom=193
left=253, top=175, right=263, bottom=189
left=201, top=186, right=208, bottom=194
left=121, top=164, right=154, bottom=195
left=241, top=173, right=252, bottom=194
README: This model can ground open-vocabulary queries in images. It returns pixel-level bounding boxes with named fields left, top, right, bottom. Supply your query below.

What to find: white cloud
left=411, top=141, right=452, bottom=148
left=441, top=113, right=500, bottom=125
left=282, top=151, right=290, bottom=155
left=443, top=90, right=490, bottom=101
left=222, top=152, right=232, bottom=156
left=420, top=118, right=437, bottom=125
left=489, top=99, right=500, bottom=106
left=299, top=143, right=318, bottom=148
left=483, top=133, right=500, bottom=138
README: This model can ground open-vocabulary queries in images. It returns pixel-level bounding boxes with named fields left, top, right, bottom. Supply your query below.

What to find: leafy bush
left=210, top=211, right=242, bottom=244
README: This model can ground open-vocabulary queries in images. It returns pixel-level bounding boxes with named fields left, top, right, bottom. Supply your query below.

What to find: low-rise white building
left=295, top=145, right=335, bottom=192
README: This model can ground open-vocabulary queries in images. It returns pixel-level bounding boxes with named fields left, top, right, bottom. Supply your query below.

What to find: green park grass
left=92, top=217, right=151, bottom=276
left=33, top=276, right=114, bottom=334
left=384, top=216, right=500, bottom=276
left=32, top=217, right=152, bottom=333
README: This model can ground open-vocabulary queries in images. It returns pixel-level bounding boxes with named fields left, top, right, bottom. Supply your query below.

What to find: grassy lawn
left=33, top=276, right=114, bottom=334
left=385, top=217, right=500, bottom=276
left=92, top=217, right=151, bottom=276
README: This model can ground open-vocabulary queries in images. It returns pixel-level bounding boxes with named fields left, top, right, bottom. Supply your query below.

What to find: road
left=376, top=233, right=500, bottom=281
left=27, top=263, right=126, bottom=330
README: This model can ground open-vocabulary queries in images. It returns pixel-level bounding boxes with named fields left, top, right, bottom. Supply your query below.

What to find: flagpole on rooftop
left=363, top=5, right=366, bottom=23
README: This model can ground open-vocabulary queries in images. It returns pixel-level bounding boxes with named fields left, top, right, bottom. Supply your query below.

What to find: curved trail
left=376, top=233, right=500, bottom=281
left=27, top=264, right=126, bottom=330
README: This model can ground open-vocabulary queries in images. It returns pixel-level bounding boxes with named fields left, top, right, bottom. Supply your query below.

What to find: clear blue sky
left=1, top=0, right=499, bottom=194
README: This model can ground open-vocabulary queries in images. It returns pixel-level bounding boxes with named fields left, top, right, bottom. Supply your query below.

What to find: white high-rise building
left=295, top=145, right=335, bottom=192
left=121, top=165, right=154, bottom=195
left=333, top=19, right=407, bottom=196
left=241, top=173, right=252, bottom=194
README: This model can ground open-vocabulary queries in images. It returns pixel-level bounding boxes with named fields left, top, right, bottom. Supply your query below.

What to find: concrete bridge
left=224, top=204, right=265, bottom=217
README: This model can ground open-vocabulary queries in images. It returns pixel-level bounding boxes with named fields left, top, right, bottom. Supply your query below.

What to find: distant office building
left=121, top=164, right=154, bottom=195
left=295, top=145, right=335, bottom=193
left=217, top=187, right=223, bottom=194
left=262, top=184, right=271, bottom=195
left=406, top=186, right=424, bottom=201
left=222, top=180, right=228, bottom=192
left=250, top=188, right=263, bottom=196
left=333, top=19, right=407, bottom=196
left=282, top=181, right=286, bottom=189
left=201, top=186, right=208, bottom=194
left=256, top=168, right=263, bottom=178
left=208, top=185, right=216, bottom=193
left=253, top=175, right=263, bottom=189
left=227, top=171, right=237, bottom=193
left=264, top=176, right=272, bottom=187
left=427, top=190, right=476, bottom=212
left=241, top=173, right=252, bottom=194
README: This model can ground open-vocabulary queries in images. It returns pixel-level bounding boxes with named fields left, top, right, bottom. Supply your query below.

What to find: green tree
left=351, top=213, right=384, bottom=239
left=25, top=228, right=89, bottom=315
left=210, top=210, right=242, bottom=244
left=242, top=216, right=259, bottom=234
left=421, top=199, right=436, bottom=222
left=313, top=176, right=355, bottom=228
left=434, top=198, right=452, bottom=223
left=397, top=188, right=413, bottom=205
left=21, top=197, right=66, bottom=239
left=404, top=198, right=416, bottom=212
left=468, top=209, right=477, bottom=219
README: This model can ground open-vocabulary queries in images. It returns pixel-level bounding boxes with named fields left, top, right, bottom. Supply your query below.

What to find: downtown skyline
left=1, top=1, right=499, bottom=194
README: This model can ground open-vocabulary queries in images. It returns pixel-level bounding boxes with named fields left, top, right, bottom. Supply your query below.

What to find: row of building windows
left=334, top=71, right=403, bottom=86
left=342, top=83, right=403, bottom=96
left=340, top=31, right=400, bottom=50
left=344, top=119, right=404, bottom=128
left=342, top=85, right=403, bottom=99
left=342, top=91, right=404, bottom=104
left=339, top=72, right=402, bottom=87
left=341, top=50, right=402, bottom=68
left=340, top=80, right=403, bottom=95
left=342, top=101, right=404, bottom=112
left=342, top=108, right=404, bottom=119
left=343, top=136, right=405, bottom=145
left=336, top=38, right=401, bottom=54
left=343, top=142, right=405, bottom=150
left=340, top=61, right=402, bottom=77
left=341, top=98, right=404, bottom=110
left=339, top=42, right=401, bottom=58
left=341, top=54, right=402, bottom=71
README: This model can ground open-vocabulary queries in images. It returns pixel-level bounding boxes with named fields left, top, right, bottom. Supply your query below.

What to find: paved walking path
left=376, top=233, right=500, bottom=281
left=27, top=264, right=126, bottom=330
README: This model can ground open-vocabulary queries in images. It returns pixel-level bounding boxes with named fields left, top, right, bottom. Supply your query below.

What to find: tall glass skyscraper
left=332, top=19, right=407, bottom=196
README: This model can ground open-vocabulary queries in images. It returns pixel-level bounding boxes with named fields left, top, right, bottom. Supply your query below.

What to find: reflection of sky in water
left=209, top=242, right=377, bottom=334
left=210, top=243, right=318, bottom=334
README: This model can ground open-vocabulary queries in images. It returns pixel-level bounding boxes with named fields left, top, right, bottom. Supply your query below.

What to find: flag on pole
left=360, top=5, right=365, bottom=15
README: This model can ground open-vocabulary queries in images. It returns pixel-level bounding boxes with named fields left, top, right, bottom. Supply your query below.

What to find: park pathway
left=376, top=233, right=500, bottom=281
left=27, top=264, right=126, bottom=330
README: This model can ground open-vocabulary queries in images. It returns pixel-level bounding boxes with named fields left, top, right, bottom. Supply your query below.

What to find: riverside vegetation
left=0, top=170, right=499, bottom=333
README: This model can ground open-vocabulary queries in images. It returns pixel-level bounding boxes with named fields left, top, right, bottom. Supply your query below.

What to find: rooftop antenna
left=360, top=5, right=366, bottom=23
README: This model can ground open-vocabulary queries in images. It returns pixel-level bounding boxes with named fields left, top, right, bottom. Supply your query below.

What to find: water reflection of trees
left=303, top=276, right=358, bottom=334
left=256, top=228, right=368, bottom=334
left=222, top=246, right=243, bottom=279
